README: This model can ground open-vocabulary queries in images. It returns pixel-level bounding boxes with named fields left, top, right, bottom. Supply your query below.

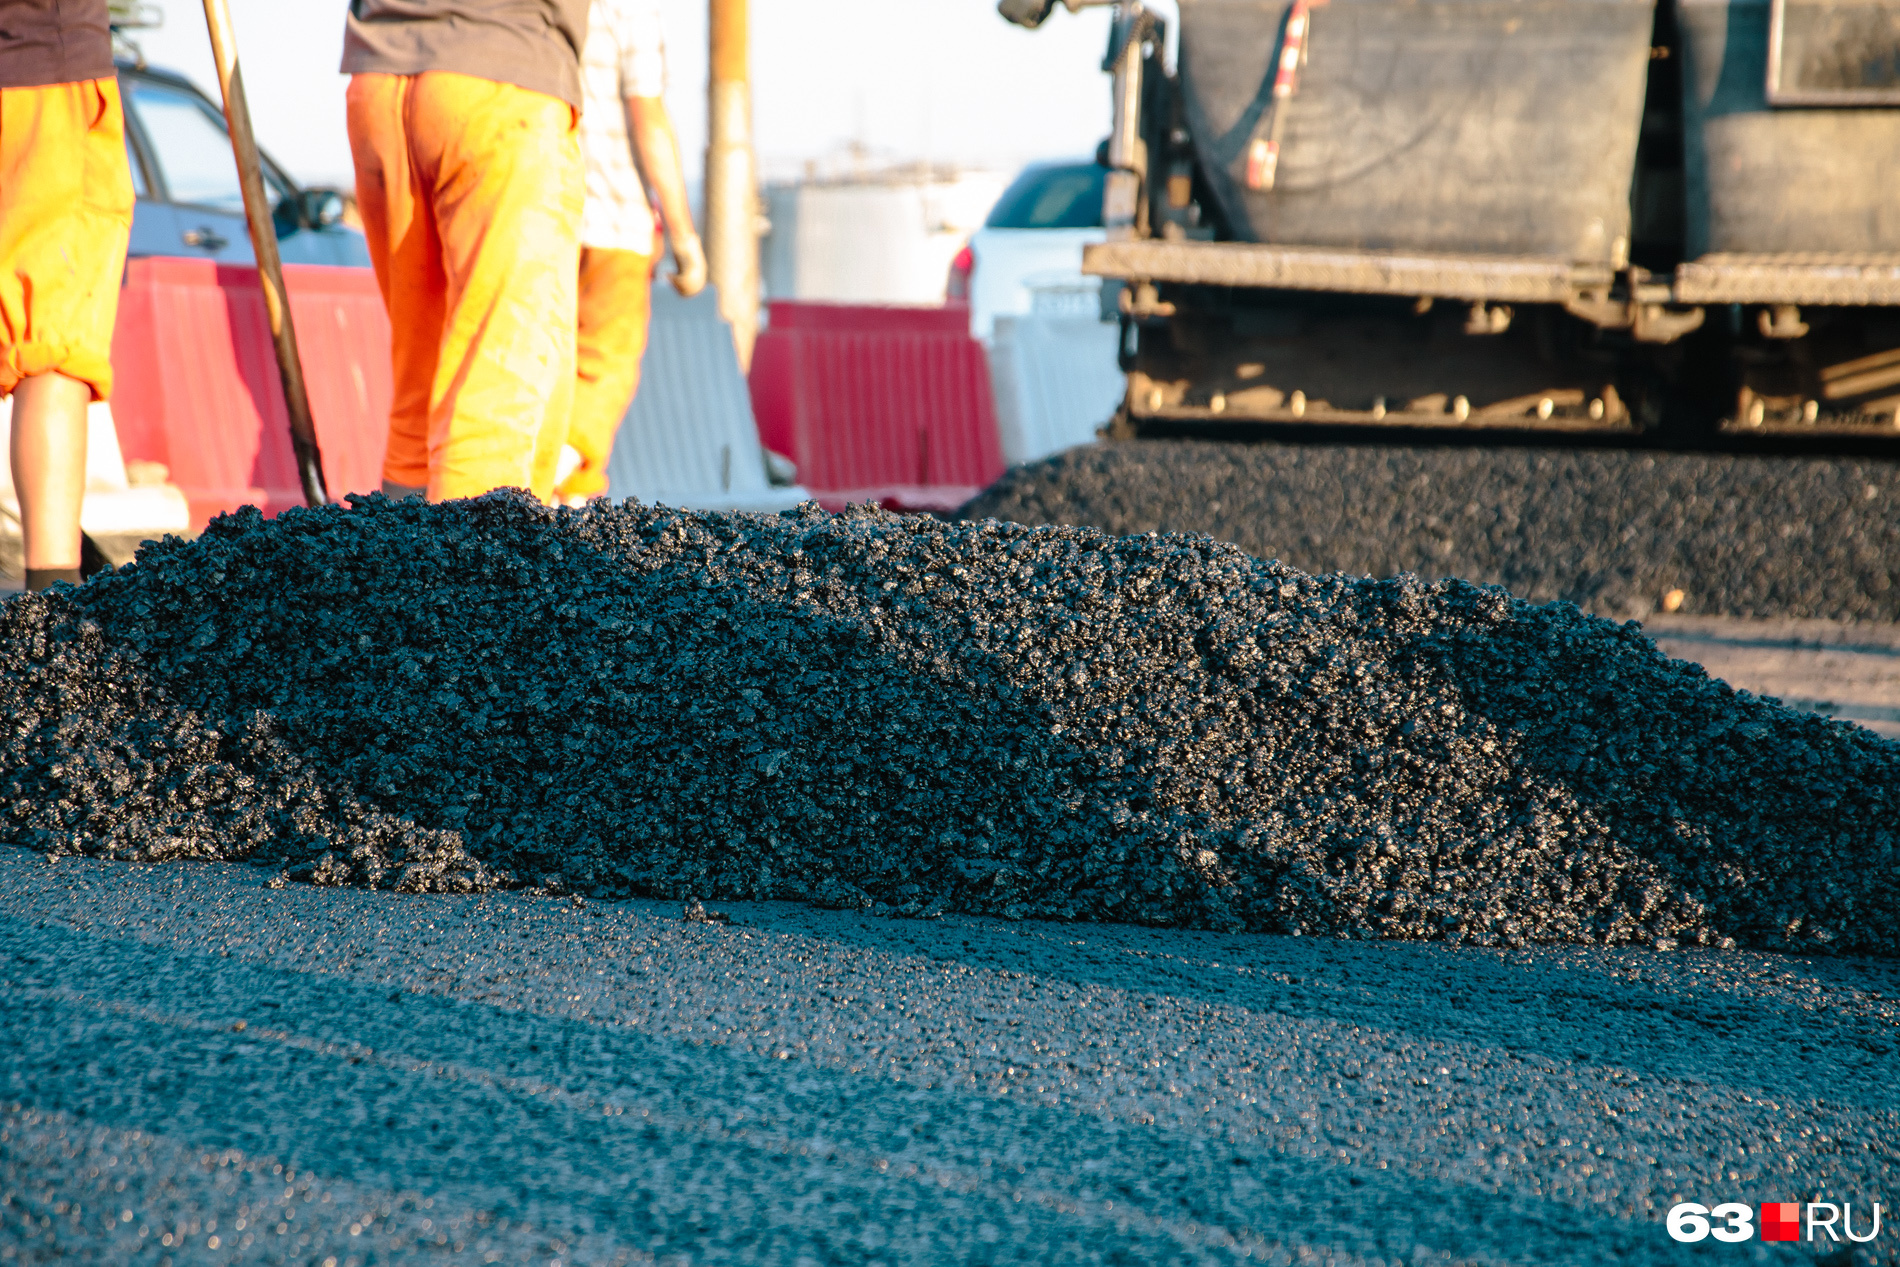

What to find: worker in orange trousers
left=558, top=0, right=707, bottom=506
left=341, top=0, right=590, bottom=504
left=0, top=0, right=134, bottom=590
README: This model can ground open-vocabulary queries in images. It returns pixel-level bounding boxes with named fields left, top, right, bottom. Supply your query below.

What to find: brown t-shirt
left=341, top=0, right=590, bottom=110
left=0, top=0, right=113, bottom=89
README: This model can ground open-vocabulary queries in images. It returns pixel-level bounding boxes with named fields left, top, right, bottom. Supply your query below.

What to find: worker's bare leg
left=9, top=371, right=89, bottom=589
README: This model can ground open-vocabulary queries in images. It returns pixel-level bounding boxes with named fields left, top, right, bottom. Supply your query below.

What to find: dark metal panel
left=1766, top=0, right=1900, bottom=103
left=1679, top=0, right=1900, bottom=253
left=1177, top=0, right=1655, bottom=260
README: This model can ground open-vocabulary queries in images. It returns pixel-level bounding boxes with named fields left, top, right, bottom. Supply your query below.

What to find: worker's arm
left=626, top=94, right=707, bottom=297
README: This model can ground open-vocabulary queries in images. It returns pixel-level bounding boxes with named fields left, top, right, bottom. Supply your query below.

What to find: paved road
left=1642, top=616, right=1900, bottom=740
left=3, top=851, right=1895, bottom=1266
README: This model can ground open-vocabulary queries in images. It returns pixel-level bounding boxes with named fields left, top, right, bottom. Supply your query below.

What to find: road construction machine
left=999, top=0, right=1900, bottom=439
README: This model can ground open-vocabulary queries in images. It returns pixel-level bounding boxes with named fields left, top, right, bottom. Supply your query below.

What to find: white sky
left=126, top=1, right=1176, bottom=189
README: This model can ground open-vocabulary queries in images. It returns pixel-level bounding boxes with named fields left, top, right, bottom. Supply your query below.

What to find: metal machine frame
left=1004, top=0, right=1900, bottom=439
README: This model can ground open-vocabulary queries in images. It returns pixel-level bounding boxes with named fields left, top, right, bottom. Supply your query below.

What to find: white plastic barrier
left=605, top=287, right=812, bottom=514
left=986, top=311, right=1126, bottom=466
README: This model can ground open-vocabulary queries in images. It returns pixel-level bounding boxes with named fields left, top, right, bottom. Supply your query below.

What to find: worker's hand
left=670, top=233, right=708, bottom=297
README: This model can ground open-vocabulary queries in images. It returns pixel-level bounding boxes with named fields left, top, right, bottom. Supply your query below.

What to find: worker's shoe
left=25, top=566, right=81, bottom=591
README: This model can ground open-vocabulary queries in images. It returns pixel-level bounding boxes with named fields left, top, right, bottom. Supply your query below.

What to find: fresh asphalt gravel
left=3, top=851, right=1896, bottom=1266
left=959, top=440, right=1900, bottom=624
left=4, top=493, right=1898, bottom=954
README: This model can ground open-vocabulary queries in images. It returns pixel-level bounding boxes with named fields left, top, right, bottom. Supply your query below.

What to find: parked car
left=117, top=60, right=370, bottom=268
left=950, top=159, right=1108, bottom=341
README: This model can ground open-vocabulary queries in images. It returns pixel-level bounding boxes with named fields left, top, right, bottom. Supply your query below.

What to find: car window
left=127, top=77, right=285, bottom=212
left=120, top=123, right=149, bottom=197
left=985, top=164, right=1105, bottom=230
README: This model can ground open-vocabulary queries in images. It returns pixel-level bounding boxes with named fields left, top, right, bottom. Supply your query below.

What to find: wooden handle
left=201, top=0, right=330, bottom=507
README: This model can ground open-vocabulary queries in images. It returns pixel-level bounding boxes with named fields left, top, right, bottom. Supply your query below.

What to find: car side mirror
left=301, top=187, right=346, bottom=229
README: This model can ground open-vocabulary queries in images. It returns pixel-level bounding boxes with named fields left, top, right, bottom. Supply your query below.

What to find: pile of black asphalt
left=960, top=438, right=1900, bottom=622
left=3, top=491, right=1895, bottom=955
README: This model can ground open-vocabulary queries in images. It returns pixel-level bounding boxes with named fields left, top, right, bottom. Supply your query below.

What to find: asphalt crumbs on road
left=959, top=440, right=1900, bottom=624
left=2, top=853, right=1895, bottom=1265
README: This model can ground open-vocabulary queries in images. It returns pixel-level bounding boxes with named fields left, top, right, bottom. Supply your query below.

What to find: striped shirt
left=578, top=0, right=666, bottom=253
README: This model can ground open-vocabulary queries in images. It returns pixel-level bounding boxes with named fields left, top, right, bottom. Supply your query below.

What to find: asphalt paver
left=3, top=852, right=1895, bottom=1265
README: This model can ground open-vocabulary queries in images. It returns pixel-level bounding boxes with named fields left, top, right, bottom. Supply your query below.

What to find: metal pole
left=1106, top=0, right=1144, bottom=172
left=201, top=0, right=330, bottom=507
left=1100, top=1, right=1148, bottom=239
left=706, top=0, right=760, bottom=371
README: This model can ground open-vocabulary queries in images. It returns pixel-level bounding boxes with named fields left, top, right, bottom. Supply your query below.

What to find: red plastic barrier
left=762, top=302, right=971, bottom=336
left=111, top=257, right=391, bottom=530
left=749, top=301, right=1003, bottom=512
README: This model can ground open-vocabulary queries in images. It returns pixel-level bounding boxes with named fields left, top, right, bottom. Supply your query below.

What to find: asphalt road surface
left=1642, top=617, right=1900, bottom=740
left=3, top=851, right=1894, bottom=1266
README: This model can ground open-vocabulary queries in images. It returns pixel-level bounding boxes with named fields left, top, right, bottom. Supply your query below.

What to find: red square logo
left=1760, top=1202, right=1801, bottom=1242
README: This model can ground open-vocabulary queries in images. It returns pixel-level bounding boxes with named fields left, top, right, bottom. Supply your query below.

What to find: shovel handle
left=200, top=0, right=330, bottom=508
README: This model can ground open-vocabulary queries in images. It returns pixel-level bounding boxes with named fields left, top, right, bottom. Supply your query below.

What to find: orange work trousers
left=559, top=245, right=654, bottom=502
left=0, top=77, right=135, bottom=401
left=346, top=72, right=583, bottom=502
